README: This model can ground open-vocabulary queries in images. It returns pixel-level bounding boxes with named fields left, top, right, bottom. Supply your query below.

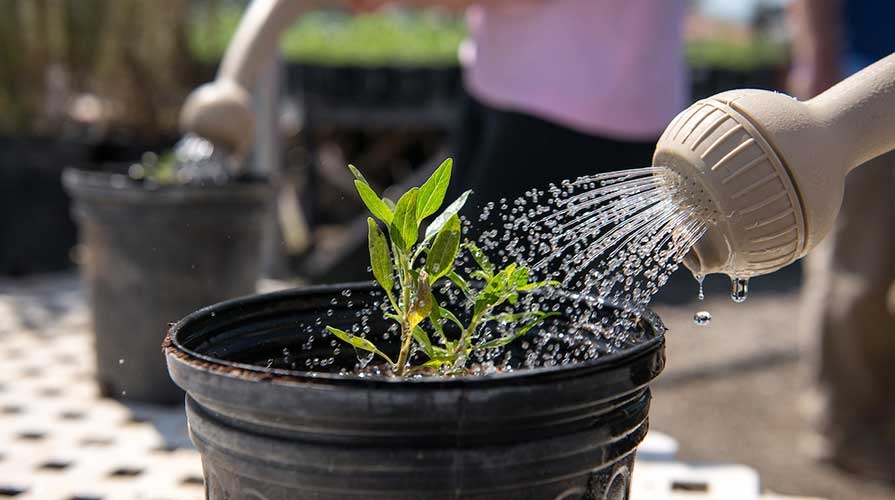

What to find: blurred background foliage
left=189, top=6, right=466, bottom=67
left=0, top=0, right=787, bottom=141
left=0, top=0, right=196, bottom=139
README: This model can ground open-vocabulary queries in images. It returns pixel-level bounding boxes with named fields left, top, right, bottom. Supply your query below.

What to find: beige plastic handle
left=180, top=0, right=337, bottom=158
left=218, top=0, right=323, bottom=89
left=806, top=52, right=895, bottom=172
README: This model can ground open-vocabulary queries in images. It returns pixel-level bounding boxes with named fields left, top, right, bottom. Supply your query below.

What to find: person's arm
left=788, top=0, right=843, bottom=99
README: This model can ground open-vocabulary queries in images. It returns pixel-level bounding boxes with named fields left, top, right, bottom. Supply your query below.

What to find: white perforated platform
left=0, top=275, right=824, bottom=500
left=0, top=294, right=203, bottom=500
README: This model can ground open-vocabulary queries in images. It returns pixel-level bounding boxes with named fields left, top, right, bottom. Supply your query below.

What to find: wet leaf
left=420, top=357, right=456, bottom=370
left=416, top=158, right=452, bottom=221
left=438, top=304, right=465, bottom=330
left=424, top=190, right=471, bottom=241
left=425, top=214, right=460, bottom=282
left=447, top=271, right=471, bottom=298
left=428, top=302, right=448, bottom=344
left=463, top=242, right=494, bottom=276
left=367, top=218, right=394, bottom=302
left=390, top=188, right=419, bottom=251
left=355, top=180, right=393, bottom=224
left=326, top=326, right=394, bottom=365
left=517, top=278, right=559, bottom=291
left=347, top=164, right=368, bottom=184
left=407, top=272, right=434, bottom=329
left=412, top=326, right=434, bottom=358
left=474, top=312, right=560, bottom=350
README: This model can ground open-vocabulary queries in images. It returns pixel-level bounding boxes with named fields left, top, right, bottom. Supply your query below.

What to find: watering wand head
left=179, top=80, right=255, bottom=161
left=654, top=53, right=895, bottom=278
left=653, top=90, right=810, bottom=278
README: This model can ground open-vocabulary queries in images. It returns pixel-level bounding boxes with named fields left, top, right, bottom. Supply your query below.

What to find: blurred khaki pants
left=801, top=151, right=895, bottom=481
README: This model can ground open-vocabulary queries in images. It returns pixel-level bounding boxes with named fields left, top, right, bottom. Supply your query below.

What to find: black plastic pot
left=63, top=169, right=273, bottom=405
left=290, top=62, right=463, bottom=111
left=165, top=283, right=665, bottom=499
left=0, top=136, right=91, bottom=276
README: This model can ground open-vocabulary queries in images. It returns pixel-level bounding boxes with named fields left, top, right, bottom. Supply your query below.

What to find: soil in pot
left=64, top=166, right=273, bottom=405
left=166, top=283, right=665, bottom=500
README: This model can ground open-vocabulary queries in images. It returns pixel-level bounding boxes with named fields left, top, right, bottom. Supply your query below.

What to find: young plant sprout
left=327, top=159, right=558, bottom=376
left=128, top=152, right=177, bottom=184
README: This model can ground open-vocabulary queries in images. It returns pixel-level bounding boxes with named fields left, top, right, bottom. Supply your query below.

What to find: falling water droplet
left=694, top=273, right=705, bottom=301
left=731, top=276, right=749, bottom=303
left=693, top=310, right=712, bottom=326
left=118, top=358, right=125, bottom=365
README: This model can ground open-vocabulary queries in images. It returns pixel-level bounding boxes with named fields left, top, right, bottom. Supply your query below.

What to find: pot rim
left=62, top=167, right=273, bottom=205
left=166, top=282, right=666, bottom=388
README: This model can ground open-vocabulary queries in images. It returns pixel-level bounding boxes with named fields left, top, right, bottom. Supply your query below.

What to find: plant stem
left=454, top=314, right=482, bottom=360
left=394, top=250, right=414, bottom=376
left=395, top=320, right=412, bottom=376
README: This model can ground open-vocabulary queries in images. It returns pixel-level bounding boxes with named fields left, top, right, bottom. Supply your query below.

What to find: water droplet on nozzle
left=731, top=276, right=749, bottom=303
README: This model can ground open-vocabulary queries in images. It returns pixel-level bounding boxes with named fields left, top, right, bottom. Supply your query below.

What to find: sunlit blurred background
left=0, top=1, right=891, bottom=499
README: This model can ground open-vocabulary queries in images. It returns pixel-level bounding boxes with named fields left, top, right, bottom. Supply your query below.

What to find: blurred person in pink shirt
left=351, top=0, right=688, bottom=205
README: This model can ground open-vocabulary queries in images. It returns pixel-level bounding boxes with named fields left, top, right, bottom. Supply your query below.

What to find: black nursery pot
left=64, top=169, right=272, bottom=405
left=165, top=283, right=666, bottom=499
left=0, top=136, right=90, bottom=275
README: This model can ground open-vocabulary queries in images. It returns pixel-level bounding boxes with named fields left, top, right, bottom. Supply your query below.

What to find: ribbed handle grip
left=807, top=52, right=895, bottom=172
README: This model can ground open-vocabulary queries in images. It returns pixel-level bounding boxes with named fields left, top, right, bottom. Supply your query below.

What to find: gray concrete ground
left=650, top=269, right=894, bottom=500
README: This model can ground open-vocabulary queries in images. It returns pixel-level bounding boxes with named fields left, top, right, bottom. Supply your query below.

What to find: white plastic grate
left=0, top=325, right=203, bottom=500
left=0, top=275, right=202, bottom=500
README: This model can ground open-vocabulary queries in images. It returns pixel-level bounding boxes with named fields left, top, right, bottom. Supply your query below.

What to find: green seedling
left=327, top=159, right=558, bottom=376
left=128, top=151, right=177, bottom=184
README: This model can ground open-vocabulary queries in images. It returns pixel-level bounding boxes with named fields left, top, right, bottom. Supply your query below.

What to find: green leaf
left=326, top=326, right=395, bottom=365
left=470, top=270, right=491, bottom=281
left=474, top=312, right=560, bottom=350
left=473, top=291, right=499, bottom=318
left=447, top=271, right=472, bottom=298
left=412, top=326, right=434, bottom=359
left=367, top=218, right=394, bottom=303
left=463, top=242, right=494, bottom=276
left=383, top=197, right=396, bottom=211
left=355, top=180, right=393, bottom=224
left=517, top=278, right=560, bottom=292
left=407, top=272, right=434, bottom=329
left=425, top=214, right=461, bottom=283
left=428, top=303, right=448, bottom=344
left=511, top=266, right=529, bottom=286
left=416, top=158, right=452, bottom=222
left=420, top=357, right=457, bottom=371
left=347, top=164, right=368, bottom=184
left=438, top=305, right=465, bottom=330
left=424, top=190, right=471, bottom=241
left=390, top=187, right=419, bottom=251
